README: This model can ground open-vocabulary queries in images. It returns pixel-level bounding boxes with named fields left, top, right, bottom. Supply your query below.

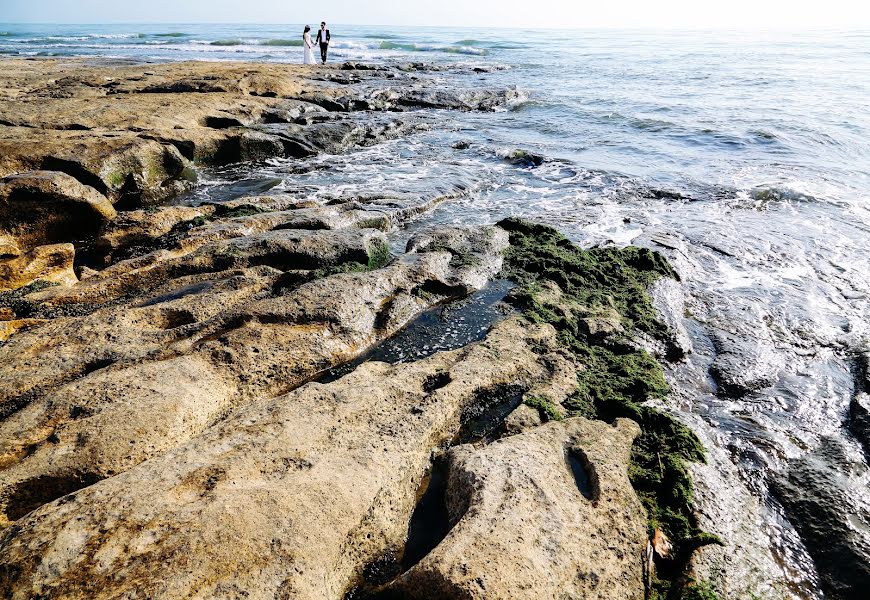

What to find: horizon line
left=1, top=21, right=868, bottom=32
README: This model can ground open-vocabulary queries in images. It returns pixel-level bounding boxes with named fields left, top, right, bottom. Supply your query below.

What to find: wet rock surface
left=686, top=416, right=798, bottom=600
left=850, top=352, right=870, bottom=456
left=771, top=437, right=870, bottom=600
left=709, top=328, right=785, bottom=397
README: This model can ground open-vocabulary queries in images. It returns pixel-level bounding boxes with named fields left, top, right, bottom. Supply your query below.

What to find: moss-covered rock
left=523, top=394, right=564, bottom=422
left=497, top=217, right=721, bottom=595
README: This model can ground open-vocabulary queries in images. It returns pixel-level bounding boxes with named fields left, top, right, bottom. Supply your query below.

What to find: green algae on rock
left=523, top=394, right=564, bottom=422
left=496, top=217, right=721, bottom=596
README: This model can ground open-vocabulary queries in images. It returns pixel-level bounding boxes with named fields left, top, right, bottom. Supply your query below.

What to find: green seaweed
left=307, top=240, right=392, bottom=282
left=146, top=160, right=165, bottom=182
left=366, top=238, right=392, bottom=271
left=106, top=171, right=127, bottom=189
left=499, top=217, right=676, bottom=337
left=524, top=394, right=564, bottom=422
left=497, top=217, right=720, bottom=593
left=204, top=203, right=265, bottom=220
left=676, top=580, right=721, bottom=600
left=179, top=165, right=199, bottom=183
left=311, top=261, right=369, bottom=280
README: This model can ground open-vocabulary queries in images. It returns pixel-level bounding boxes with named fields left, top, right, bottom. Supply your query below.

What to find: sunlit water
left=3, top=23, right=870, bottom=597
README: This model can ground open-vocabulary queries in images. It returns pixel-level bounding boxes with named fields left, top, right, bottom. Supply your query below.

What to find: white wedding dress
left=303, top=33, right=315, bottom=64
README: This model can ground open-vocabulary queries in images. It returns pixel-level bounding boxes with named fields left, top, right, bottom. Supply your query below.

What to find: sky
left=1, top=0, right=868, bottom=29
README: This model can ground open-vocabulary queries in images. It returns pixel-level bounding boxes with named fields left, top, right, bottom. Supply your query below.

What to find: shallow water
left=4, top=22, right=870, bottom=596
left=320, top=279, right=514, bottom=382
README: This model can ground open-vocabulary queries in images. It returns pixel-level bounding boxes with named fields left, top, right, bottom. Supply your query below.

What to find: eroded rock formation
left=382, top=418, right=647, bottom=600
left=0, top=58, right=705, bottom=600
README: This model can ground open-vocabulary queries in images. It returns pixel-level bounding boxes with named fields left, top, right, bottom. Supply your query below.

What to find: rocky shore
left=0, top=58, right=724, bottom=599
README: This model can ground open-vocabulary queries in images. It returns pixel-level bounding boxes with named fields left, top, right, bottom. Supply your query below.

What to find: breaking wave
left=260, top=38, right=304, bottom=47
left=378, top=41, right=487, bottom=56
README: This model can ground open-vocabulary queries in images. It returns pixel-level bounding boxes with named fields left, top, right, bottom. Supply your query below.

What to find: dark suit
left=315, top=29, right=330, bottom=63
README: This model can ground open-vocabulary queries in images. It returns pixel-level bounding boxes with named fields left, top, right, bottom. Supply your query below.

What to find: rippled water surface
left=4, top=22, right=870, bottom=597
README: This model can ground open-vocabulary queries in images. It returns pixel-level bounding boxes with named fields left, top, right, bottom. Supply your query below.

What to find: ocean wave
left=453, top=38, right=524, bottom=50
left=95, top=33, right=147, bottom=39
left=628, top=116, right=676, bottom=132
left=58, top=33, right=144, bottom=40
left=378, top=41, right=415, bottom=51
left=199, top=38, right=304, bottom=48
left=505, top=90, right=532, bottom=111
left=210, top=39, right=243, bottom=46
left=14, top=34, right=146, bottom=44
left=363, top=33, right=401, bottom=40
left=13, top=42, right=264, bottom=55
left=443, top=46, right=487, bottom=56
left=154, top=32, right=187, bottom=37
left=332, top=40, right=380, bottom=50
left=261, top=38, right=304, bottom=47
left=748, top=129, right=778, bottom=141
left=378, top=41, right=486, bottom=56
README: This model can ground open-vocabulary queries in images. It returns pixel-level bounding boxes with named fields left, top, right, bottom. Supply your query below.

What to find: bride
left=303, top=26, right=315, bottom=64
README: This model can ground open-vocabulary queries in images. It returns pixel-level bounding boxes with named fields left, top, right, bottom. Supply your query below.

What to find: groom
left=315, top=22, right=331, bottom=64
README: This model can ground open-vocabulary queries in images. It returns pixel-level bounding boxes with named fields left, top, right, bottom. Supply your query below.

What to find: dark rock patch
left=771, top=438, right=870, bottom=600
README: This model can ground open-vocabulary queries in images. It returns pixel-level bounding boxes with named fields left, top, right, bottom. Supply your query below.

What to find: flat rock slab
left=0, top=226, right=507, bottom=526
left=0, top=318, right=556, bottom=599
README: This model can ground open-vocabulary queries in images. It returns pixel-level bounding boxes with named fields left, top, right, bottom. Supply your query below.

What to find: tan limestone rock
left=384, top=417, right=647, bottom=600
left=0, top=227, right=508, bottom=525
left=0, top=170, right=115, bottom=249
left=0, top=244, right=77, bottom=292
left=0, top=318, right=554, bottom=599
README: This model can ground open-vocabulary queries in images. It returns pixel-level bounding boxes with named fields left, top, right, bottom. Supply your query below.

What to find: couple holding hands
left=303, top=22, right=331, bottom=64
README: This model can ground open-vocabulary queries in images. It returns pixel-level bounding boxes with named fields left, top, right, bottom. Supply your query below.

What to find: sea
left=2, top=23, right=869, bottom=597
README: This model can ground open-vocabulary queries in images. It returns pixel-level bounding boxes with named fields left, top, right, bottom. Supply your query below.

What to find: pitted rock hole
left=343, top=457, right=456, bottom=600
left=154, top=308, right=198, bottom=330
left=402, top=457, right=451, bottom=571
left=81, top=358, right=115, bottom=377
left=201, top=115, right=245, bottom=129
left=422, top=372, right=451, bottom=394
left=566, top=447, right=600, bottom=502
left=453, top=383, right=526, bottom=446
left=4, top=472, right=102, bottom=521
